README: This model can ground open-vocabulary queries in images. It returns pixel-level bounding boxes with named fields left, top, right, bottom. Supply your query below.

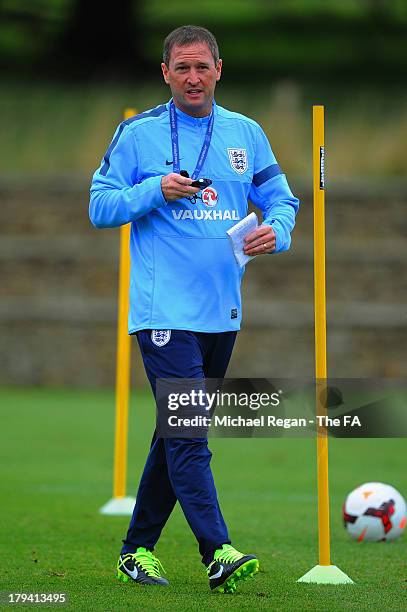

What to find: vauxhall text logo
left=171, top=186, right=239, bottom=221
left=171, top=209, right=240, bottom=221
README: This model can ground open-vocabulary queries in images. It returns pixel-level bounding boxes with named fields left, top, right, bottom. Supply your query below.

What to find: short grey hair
left=163, top=25, right=219, bottom=66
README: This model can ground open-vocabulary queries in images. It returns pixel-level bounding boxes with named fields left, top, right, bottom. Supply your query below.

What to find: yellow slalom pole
left=100, top=108, right=138, bottom=514
left=297, top=107, right=353, bottom=583
left=112, top=107, right=137, bottom=500
left=113, top=222, right=132, bottom=499
left=312, top=105, right=330, bottom=567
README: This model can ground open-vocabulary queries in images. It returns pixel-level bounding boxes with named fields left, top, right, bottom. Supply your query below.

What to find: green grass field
left=1, top=387, right=406, bottom=611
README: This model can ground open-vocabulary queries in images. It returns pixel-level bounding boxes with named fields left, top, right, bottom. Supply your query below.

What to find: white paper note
left=226, top=212, right=259, bottom=267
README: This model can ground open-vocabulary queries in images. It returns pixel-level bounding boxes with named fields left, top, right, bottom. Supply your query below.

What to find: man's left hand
left=243, top=225, right=276, bottom=256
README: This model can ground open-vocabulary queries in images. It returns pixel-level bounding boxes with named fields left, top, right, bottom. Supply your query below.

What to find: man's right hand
left=161, top=173, right=201, bottom=202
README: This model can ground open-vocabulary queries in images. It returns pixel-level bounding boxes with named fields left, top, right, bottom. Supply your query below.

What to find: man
left=89, top=25, right=299, bottom=594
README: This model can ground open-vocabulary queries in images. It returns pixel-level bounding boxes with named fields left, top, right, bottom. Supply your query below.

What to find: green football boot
left=117, top=547, right=169, bottom=586
left=207, top=544, right=259, bottom=594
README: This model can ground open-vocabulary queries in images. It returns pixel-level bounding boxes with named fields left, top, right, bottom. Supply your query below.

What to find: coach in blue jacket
left=90, top=25, right=299, bottom=594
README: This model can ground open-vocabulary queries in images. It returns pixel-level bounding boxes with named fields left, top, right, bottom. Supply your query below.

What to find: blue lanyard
left=169, top=100, right=214, bottom=179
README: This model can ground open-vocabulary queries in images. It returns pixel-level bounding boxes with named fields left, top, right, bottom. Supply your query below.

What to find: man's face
left=161, top=42, right=222, bottom=117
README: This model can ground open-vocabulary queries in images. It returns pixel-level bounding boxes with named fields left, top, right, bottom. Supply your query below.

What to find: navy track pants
left=121, top=329, right=237, bottom=565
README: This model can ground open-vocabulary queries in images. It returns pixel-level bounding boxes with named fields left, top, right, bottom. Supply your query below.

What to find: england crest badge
left=151, top=330, right=171, bottom=347
left=227, top=148, right=248, bottom=174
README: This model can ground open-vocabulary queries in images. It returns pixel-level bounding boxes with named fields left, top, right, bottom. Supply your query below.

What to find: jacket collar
left=166, top=98, right=217, bottom=125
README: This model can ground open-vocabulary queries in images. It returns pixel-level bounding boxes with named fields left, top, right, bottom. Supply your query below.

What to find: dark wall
left=1, top=177, right=406, bottom=387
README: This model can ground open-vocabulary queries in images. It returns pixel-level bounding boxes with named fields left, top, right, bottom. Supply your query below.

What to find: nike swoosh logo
left=165, top=158, right=183, bottom=165
left=125, top=565, right=138, bottom=579
left=209, top=565, right=224, bottom=580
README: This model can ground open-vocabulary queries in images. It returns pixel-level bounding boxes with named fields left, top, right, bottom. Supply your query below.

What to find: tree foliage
left=0, top=0, right=406, bottom=81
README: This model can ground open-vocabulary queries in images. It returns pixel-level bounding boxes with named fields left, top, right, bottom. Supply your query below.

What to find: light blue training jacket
left=89, top=99, right=299, bottom=333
